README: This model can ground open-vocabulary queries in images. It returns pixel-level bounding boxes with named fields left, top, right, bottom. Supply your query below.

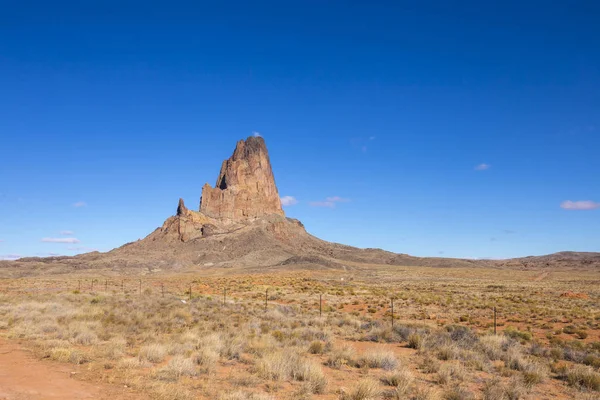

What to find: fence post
left=391, top=298, right=394, bottom=328
left=189, top=284, right=192, bottom=301
left=265, top=288, right=268, bottom=311
left=319, top=294, right=322, bottom=317
left=161, top=283, right=164, bottom=298
left=105, top=279, right=108, bottom=292
left=91, top=279, right=94, bottom=291
left=494, top=306, right=497, bottom=335
left=121, top=280, right=124, bottom=294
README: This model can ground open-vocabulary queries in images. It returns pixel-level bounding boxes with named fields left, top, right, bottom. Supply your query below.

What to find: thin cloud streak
left=560, top=200, right=600, bottom=210
left=310, top=196, right=350, bottom=208
left=41, top=237, right=81, bottom=244
left=474, top=163, right=491, bottom=171
left=73, top=201, right=87, bottom=207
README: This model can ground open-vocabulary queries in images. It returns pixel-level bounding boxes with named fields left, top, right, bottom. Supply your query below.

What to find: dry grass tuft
left=357, top=349, right=398, bottom=370
left=339, top=378, right=382, bottom=400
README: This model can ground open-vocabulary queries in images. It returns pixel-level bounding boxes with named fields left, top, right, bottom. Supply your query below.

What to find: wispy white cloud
left=310, top=196, right=350, bottom=208
left=73, top=201, right=87, bottom=208
left=252, top=131, right=262, bottom=137
left=280, top=196, right=298, bottom=206
left=60, top=230, right=74, bottom=235
left=0, top=254, right=21, bottom=260
left=474, top=163, right=491, bottom=171
left=560, top=200, right=600, bottom=210
left=326, top=196, right=349, bottom=203
left=41, top=237, right=81, bottom=244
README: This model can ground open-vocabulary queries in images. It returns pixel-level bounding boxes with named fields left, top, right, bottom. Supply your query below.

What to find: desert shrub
left=192, top=346, right=219, bottom=373
left=503, top=347, right=530, bottom=371
left=256, top=351, right=296, bottom=380
left=357, top=349, right=399, bottom=370
left=419, top=356, right=441, bottom=373
left=412, top=386, right=441, bottom=400
left=583, top=354, right=600, bottom=368
left=393, top=323, right=430, bottom=342
left=256, top=351, right=326, bottom=392
left=158, top=356, right=198, bottom=381
left=148, top=382, right=195, bottom=400
left=139, top=343, right=167, bottom=363
left=442, top=386, right=474, bottom=400
left=521, top=362, right=547, bottom=387
left=340, top=378, right=381, bottom=400
left=381, top=367, right=412, bottom=393
left=408, top=333, right=424, bottom=349
left=327, top=344, right=356, bottom=369
left=479, top=335, right=510, bottom=360
left=436, top=343, right=459, bottom=361
left=292, top=359, right=327, bottom=394
left=566, top=365, right=600, bottom=391
left=504, top=327, right=532, bottom=342
left=504, top=377, right=528, bottom=400
left=308, top=340, right=325, bottom=354
left=482, top=377, right=505, bottom=400
left=117, top=357, right=144, bottom=370
left=436, top=363, right=465, bottom=385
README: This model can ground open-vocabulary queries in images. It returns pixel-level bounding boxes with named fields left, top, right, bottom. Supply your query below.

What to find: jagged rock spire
left=200, top=136, right=284, bottom=220
left=177, top=198, right=188, bottom=216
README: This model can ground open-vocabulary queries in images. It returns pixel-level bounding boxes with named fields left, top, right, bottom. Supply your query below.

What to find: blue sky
left=1, top=1, right=599, bottom=260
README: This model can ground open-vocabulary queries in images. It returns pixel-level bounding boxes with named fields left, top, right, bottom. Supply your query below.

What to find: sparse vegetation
left=0, top=266, right=598, bottom=399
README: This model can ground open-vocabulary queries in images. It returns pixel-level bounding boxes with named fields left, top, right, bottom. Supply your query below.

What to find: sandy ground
left=0, top=339, right=145, bottom=400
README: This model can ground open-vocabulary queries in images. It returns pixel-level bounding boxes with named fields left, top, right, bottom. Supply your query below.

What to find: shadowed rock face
left=199, top=136, right=284, bottom=221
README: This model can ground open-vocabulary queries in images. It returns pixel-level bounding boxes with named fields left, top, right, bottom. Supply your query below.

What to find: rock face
left=151, top=136, right=287, bottom=243
left=200, top=136, right=284, bottom=221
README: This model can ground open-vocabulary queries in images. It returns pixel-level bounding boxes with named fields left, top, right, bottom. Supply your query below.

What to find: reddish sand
left=0, top=339, right=145, bottom=400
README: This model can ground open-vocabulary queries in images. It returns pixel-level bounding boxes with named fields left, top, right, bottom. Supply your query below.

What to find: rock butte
left=157, top=136, right=288, bottom=242
left=200, top=136, right=284, bottom=220
left=3, top=136, right=598, bottom=274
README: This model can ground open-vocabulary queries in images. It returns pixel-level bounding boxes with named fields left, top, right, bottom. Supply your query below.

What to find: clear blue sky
left=1, top=1, right=599, bottom=260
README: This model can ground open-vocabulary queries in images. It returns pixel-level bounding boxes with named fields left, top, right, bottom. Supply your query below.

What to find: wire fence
left=0, top=278, right=500, bottom=333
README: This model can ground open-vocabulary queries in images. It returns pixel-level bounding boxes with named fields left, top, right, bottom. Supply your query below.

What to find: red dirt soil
left=0, top=339, right=145, bottom=400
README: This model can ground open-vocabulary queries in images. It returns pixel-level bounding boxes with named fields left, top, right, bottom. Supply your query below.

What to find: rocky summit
left=152, top=136, right=288, bottom=243
left=200, top=136, right=284, bottom=221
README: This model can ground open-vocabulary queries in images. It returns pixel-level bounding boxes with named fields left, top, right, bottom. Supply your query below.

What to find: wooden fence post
left=319, top=294, right=322, bottom=317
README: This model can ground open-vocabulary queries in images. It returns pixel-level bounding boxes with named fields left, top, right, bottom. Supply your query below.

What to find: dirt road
left=0, top=339, right=144, bottom=400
